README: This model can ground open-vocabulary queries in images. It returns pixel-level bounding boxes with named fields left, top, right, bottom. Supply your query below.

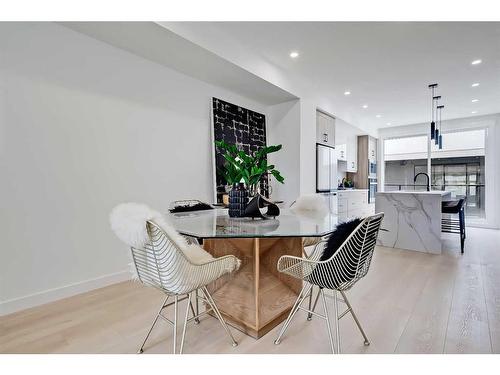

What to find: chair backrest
left=130, top=221, right=197, bottom=295
left=307, top=213, right=384, bottom=291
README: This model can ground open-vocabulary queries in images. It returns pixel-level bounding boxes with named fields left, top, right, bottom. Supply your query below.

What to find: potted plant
left=215, top=140, right=285, bottom=217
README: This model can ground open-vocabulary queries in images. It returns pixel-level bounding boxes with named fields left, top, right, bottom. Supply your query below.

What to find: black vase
left=228, top=183, right=248, bottom=217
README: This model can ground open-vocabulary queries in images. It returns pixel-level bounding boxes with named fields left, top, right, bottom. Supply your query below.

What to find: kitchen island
left=375, top=190, right=451, bottom=254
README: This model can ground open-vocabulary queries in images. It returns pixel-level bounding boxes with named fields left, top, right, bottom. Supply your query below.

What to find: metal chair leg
left=172, top=295, right=178, bottom=354
left=333, top=290, right=341, bottom=354
left=194, top=289, right=200, bottom=324
left=179, top=293, right=192, bottom=354
left=340, top=291, right=370, bottom=346
left=462, top=208, right=466, bottom=239
left=307, top=285, right=314, bottom=320
left=320, top=288, right=335, bottom=354
left=460, top=209, right=465, bottom=253
left=274, top=284, right=312, bottom=345
left=137, top=295, right=169, bottom=354
left=188, top=297, right=197, bottom=325
left=307, top=288, right=321, bottom=321
left=201, top=286, right=238, bottom=347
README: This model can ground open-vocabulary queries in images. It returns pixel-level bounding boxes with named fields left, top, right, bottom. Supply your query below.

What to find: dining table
left=168, top=208, right=339, bottom=339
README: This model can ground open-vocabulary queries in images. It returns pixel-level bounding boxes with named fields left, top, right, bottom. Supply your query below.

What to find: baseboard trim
left=0, top=270, right=131, bottom=317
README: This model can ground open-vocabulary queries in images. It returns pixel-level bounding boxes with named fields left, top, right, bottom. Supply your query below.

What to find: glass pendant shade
left=434, top=129, right=439, bottom=145
left=431, top=122, right=435, bottom=139
left=438, top=134, right=443, bottom=149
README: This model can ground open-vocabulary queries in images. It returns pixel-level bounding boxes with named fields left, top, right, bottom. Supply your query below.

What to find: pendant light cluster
left=428, top=83, right=444, bottom=150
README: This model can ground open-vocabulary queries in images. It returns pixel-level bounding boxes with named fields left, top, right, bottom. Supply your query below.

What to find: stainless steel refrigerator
left=316, top=144, right=338, bottom=192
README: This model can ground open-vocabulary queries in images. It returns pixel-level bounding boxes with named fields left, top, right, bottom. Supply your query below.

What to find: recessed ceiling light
left=362, top=104, right=368, bottom=109
left=386, top=122, right=392, bottom=126
left=471, top=111, right=478, bottom=114
left=471, top=83, right=480, bottom=87
left=289, top=51, right=299, bottom=58
left=376, top=114, right=382, bottom=118
left=471, top=99, right=479, bottom=103
left=344, top=91, right=351, bottom=96
left=471, top=59, right=482, bottom=65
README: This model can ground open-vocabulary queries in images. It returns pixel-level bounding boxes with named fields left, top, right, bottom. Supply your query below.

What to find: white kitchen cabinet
left=368, top=137, right=377, bottom=162
left=337, top=190, right=372, bottom=219
left=318, top=192, right=338, bottom=215
left=316, top=110, right=335, bottom=147
left=336, top=144, right=347, bottom=161
left=346, top=134, right=358, bottom=172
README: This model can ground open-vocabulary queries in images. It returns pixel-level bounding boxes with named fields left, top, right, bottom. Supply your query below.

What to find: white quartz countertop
left=335, top=189, right=368, bottom=192
left=377, top=190, right=451, bottom=196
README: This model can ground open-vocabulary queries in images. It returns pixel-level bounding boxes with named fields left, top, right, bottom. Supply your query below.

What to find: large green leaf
left=270, top=169, right=285, bottom=184
left=215, top=139, right=284, bottom=187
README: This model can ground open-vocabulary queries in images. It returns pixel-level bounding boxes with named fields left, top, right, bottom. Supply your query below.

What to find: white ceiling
left=163, top=22, right=500, bottom=130
left=60, top=22, right=297, bottom=105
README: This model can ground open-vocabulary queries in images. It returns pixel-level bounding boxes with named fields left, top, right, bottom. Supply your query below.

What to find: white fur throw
left=110, top=202, right=186, bottom=249
left=290, top=194, right=329, bottom=216
left=110, top=202, right=214, bottom=265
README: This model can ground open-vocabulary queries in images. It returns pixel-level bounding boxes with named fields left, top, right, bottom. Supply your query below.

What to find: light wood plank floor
left=1, top=227, right=499, bottom=354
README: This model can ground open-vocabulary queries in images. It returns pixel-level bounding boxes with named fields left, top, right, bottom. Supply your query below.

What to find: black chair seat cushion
left=442, top=199, right=464, bottom=214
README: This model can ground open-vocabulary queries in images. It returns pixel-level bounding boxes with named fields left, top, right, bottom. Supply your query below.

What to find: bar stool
left=441, top=198, right=466, bottom=254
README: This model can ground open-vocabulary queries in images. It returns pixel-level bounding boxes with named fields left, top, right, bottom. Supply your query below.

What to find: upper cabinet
left=368, top=136, right=377, bottom=162
left=346, top=134, right=358, bottom=172
left=316, top=110, right=335, bottom=147
left=334, top=118, right=358, bottom=172
left=336, top=144, right=347, bottom=161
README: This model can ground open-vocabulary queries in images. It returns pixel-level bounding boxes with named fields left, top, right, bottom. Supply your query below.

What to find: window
left=383, top=129, right=486, bottom=219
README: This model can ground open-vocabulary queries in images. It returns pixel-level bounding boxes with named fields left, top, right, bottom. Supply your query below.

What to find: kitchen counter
left=375, top=190, right=452, bottom=254
left=377, top=190, right=450, bottom=196
left=335, top=189, right=368, bottom=192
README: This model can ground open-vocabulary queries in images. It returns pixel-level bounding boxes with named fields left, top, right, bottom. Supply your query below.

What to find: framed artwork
left=211, top=97, right=269, bottom=203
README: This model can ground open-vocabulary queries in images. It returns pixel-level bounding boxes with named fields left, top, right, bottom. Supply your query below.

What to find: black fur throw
left=306, top=218, right=364, bottom=289
left=169, top=202, right=213, bottom=213
left=320, top=218, right=363, bottom=261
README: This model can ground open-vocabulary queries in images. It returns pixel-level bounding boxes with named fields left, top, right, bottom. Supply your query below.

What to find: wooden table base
left=203, top=237, right=303, bottom=339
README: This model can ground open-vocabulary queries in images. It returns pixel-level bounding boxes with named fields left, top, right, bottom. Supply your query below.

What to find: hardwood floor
left=1, top=227, right=499, bottom=354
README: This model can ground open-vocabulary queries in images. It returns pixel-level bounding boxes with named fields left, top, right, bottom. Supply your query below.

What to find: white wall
left=0, top=23, right=273, bottom=315
left=298, top=99, right=318, bottom=195
left=267, top=99, right=301, bottom=205
left=378, top=114, right=500, bottom=229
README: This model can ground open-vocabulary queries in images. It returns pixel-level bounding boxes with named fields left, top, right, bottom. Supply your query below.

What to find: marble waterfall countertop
left=377, top=190, right=451, bottom=196
left=375, top=190, right=451, bottom=254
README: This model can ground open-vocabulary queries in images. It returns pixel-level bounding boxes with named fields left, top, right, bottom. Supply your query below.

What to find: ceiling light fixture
left=437, top=105, right=444, bottom=149
left=471, top=59, right=482, bottom=65
left=429, top=84, right=438, bottom=140
left=471, top=83, right=480, bottom=87
left=375, top=114, right=381, bottom=118
left=289, top=51, right=299, bottom=58
left=471, top=111, right=478, bottom=114
left=344, top=91, right=351, bottom=96
left=386, top=122, right=392, bottom=126
left=471, top=99, right=479, bottom=103
left=362, top=104, right=368, bottom=109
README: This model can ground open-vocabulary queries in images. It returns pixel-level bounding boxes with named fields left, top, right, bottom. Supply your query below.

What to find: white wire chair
left=274, top=213, right=384, bottom=354
left=289, top=194, right=331, bottom=319
left=132, top=220, right=240, bottom=354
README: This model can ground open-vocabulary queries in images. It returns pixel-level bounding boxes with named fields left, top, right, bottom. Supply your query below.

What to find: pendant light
left=437, top=105, right=444, bottom=149
left=428, top=84, right=438, bottom=139
left=434, top=95, right=441, bottom=145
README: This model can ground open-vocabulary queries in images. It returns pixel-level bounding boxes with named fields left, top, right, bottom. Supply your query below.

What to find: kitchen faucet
left=414, top=172, right=430, bottom=192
